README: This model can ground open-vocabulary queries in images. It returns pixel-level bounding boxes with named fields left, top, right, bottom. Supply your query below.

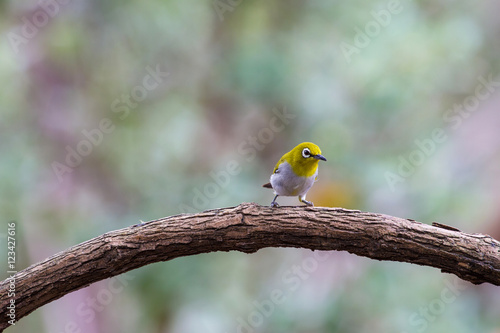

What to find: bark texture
left=1, top=203, right=499, bottom=330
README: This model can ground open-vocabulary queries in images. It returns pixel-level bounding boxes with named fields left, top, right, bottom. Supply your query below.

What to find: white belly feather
left=269, top=161, right=317, bottom=197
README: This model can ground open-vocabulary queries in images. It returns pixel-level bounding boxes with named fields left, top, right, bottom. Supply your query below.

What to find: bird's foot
left=302, top=199, right=314, bottom=206
left=132, top=220, right=146, bottom=227
left=270, top=201, right=280, bottom=208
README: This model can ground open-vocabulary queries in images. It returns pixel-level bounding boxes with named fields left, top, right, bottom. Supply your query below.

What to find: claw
left=270, top=194, right=279, bottom=208
left=299, top=196, right=314, bottom=206
left=302, top=200, right=314, bottom=206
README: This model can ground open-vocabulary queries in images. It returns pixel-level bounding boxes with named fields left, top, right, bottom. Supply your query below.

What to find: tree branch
left=1, top=203, right=499, bottom=330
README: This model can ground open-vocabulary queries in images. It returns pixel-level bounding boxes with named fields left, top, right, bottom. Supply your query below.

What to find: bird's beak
left=313, top=154, right=327, bottom=161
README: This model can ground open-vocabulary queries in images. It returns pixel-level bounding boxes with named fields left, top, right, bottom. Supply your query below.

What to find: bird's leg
left=299, top=195, right=314, bottom=206
left=270, top=195, right=280, bottom=208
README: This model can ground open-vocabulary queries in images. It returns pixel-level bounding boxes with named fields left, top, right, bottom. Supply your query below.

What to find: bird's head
left=287, top=142, right=326, bottom=177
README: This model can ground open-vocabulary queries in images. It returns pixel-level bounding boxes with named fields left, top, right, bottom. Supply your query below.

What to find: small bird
left=263, top=142, right=326, bottom=207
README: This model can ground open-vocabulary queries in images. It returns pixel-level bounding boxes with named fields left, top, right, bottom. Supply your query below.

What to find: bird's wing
left=272, top=157, right=286, bottom=174
left=263, top=155, right=286, bottom=188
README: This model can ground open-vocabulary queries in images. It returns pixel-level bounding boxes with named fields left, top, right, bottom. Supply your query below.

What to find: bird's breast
left=270, top=161, right=317, bottom=196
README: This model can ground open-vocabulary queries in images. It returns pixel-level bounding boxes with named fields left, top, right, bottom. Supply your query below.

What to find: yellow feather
left=273, top=142, right=323, bottom=178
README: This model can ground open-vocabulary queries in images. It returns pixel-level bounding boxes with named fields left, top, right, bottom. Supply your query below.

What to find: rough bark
left=1, top=203, right=499, bottom=330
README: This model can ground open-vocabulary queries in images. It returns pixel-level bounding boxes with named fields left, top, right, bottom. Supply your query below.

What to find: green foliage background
left=1, top=0, right=500, bottom=332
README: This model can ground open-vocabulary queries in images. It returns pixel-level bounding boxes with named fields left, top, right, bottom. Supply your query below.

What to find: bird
left=263, top=142, right=326, bottom=207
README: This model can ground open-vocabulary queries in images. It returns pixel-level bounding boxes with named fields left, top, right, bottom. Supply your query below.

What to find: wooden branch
left=1, top=203, right=500, bottom=330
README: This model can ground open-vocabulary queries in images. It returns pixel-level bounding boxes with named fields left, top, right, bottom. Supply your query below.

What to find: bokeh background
left=1, top=0, right=500, bottom=332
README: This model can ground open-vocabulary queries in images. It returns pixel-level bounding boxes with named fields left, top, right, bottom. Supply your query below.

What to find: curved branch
left=1, top=203, right=499, bottom=330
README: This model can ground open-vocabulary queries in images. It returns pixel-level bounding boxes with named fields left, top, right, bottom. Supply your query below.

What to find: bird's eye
left=302, top=148, right=311, bottom=158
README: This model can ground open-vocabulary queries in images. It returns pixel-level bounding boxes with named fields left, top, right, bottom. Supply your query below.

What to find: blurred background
left=1, top=0, right=500, bottom=332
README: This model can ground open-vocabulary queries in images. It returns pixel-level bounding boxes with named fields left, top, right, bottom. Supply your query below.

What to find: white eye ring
left=302, top=148, right=311, bottom=158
